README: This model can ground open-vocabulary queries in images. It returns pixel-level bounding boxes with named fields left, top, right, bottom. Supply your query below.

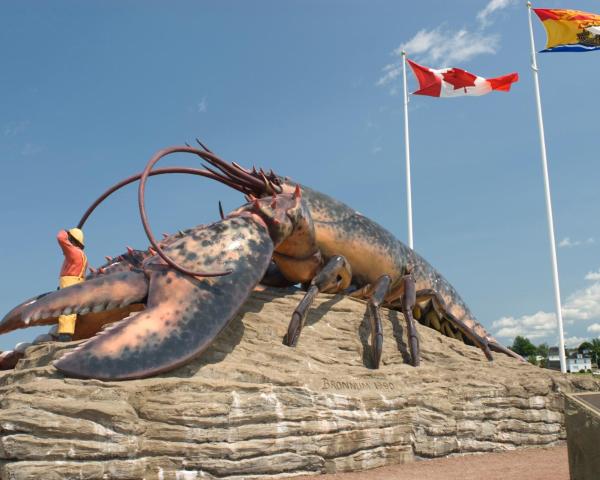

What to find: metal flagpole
left=526, top=1, right=566, bottom=373
left=401, top=51, right=414, bottom=249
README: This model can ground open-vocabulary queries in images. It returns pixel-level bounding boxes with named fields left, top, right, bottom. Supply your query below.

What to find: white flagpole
left=402, top=51, right=414, bottom=249
left=526, top=2, right=567, bottom=373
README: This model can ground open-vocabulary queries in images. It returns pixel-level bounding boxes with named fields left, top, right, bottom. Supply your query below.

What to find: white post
left=402, top=51, right=414, bottom=249
left=527, top=2, right=567, bottom=373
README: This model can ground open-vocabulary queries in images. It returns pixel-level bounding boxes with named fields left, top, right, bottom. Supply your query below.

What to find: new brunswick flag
left=534, top=8, right=600, bottom=52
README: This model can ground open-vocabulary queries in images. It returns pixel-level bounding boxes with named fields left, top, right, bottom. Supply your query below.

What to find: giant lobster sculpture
left=0, top=144, right=522, bottom=380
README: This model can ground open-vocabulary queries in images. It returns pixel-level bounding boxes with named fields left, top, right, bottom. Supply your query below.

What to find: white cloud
left=493, top=317, right=518, bottom=328
left=197, top=97, right=207, bottom=113
left=585, top=269, right=600, bottom=281
left=395, top=29, right=439, bottom=57
left=562, top=283, right=600, bottom=321
left=4, top=120, right=28, bottom=137
left=493, top=311, right=557, bottom=339
left=559, top=238, right=574, bottom=247
left=587, top=323, right=600, bottom=333
left=401, top=28, right=499, bottom=65
left=377, top=63, right=401, bottom=88
left=21, top=143, right=43, bottom=156
left=377, top=0, right=509, bottom=92
left=377, top=28, right=500, bottom=88
left=371, top=134, right=383, bottom=155
left=559, top=237, right=595, bottom=248
left=477, top=0, right=517, bottom=26
left=494, top=270, right=600, bottom=343
left=564, top=336, right=587, bottom=348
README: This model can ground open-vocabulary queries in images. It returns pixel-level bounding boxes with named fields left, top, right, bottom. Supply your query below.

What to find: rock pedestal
left=1, top=288, right=598, bottom=479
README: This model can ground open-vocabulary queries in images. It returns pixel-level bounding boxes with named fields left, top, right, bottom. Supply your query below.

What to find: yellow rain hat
left=68, top=228, right=84, bottom=247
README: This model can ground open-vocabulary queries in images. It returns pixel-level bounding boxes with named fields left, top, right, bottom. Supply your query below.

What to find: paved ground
left=298, top=445, right=569, bottom=480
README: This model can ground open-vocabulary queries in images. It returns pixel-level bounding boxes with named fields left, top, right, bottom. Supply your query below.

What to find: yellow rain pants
left=57, top=275, right=84, bottom=334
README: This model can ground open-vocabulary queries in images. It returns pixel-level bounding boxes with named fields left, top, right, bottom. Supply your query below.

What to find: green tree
left=536, top=343, right=549, bottom=368
left=511, top=336, right=537, bottom=357
left=578, top=341, right=593, bottom=354
left=589, top=339, right=600, bottom=366
left=527, top=355, right=539, bottom=366
left=537, top=342, right=549, bottom=358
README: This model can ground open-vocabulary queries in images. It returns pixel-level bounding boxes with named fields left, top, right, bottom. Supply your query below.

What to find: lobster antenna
left=196, top=138, right=213, bottom=153
left=77, top=166, right=246, bottom=229
left=218, top=201, right=225, bottom=220
left=138, top=147, right=234, bottom=278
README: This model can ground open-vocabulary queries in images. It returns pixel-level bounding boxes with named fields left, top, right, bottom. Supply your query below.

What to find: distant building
left=547, top=347, right=592, bottom=373
left=568, top=351, right=592, bottom=373
left=547, top=347, right=561, bottom=370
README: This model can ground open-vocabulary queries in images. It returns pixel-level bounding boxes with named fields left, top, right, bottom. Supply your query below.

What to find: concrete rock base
left=1, top=288, right=599, bottom=479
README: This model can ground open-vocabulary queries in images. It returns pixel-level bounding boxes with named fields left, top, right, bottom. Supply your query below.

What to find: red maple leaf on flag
left=441, top=68, right=478, bottom=91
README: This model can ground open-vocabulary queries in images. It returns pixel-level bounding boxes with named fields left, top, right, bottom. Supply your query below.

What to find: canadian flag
left=407, top=59, right=518, bottom=98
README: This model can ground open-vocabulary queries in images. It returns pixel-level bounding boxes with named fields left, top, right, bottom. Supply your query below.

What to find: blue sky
left=2, top=0, right=600, bottom=352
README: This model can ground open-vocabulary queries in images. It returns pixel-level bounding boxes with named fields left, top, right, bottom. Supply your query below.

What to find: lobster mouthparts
left=22, top=216, right=274, bottom=380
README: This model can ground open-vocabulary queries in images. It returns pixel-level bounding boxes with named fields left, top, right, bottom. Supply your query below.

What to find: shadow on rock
left=305, top=294, right=346, bottom=328
left=388, top=310, right=412, bottom=365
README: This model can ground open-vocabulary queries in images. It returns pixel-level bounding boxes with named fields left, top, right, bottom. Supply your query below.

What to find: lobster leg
left=354, top=271, right=420, bottom=367
left=363, top=275, right=391, bottom=369
left=284, top=255, right=352, bottom=347
left=350, top=275, right=392, bottom=368
left=396, top=272, right=420, bottom=367
left=415, top=289, right=493, bottom=361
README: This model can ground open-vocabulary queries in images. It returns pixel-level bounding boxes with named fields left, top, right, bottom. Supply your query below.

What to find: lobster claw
left=22, top=216, right=274, bottom=380
left=0, top=292, right=55, bottom=334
